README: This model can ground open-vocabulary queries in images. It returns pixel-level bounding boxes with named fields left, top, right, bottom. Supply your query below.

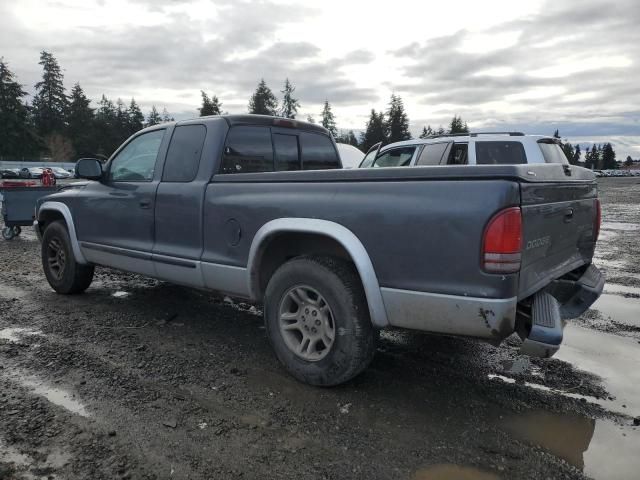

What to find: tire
left=13, top=226, right=21, bottom=236
left=2, top=227, right=14, bottom=240
left=41, top=220, right=94, bottom=294
left=264, top=256, right=378, bottom=386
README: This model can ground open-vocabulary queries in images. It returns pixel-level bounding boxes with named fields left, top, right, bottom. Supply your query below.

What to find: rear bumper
left=520, top=263, right=604, bottom=358
left=381, top=287, right=517, bottom=342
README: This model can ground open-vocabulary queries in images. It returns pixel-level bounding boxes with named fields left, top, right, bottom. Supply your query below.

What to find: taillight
left=594, top=199, right=601, bottom=242
left=482, top=207, right=522, bottom=273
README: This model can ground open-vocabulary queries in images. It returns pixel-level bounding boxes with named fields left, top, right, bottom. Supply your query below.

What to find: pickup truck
left=34, top=115, right=604, bottom=386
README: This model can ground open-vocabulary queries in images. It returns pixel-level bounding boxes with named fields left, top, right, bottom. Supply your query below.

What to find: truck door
left=76, top=128, right=167, bottom=276
left=152, top=123, right=208, bottom=287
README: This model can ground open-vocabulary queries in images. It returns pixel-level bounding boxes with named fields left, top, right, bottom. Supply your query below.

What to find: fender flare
left=247, top=218, right=389, bottom=328
left=37, top=201, right=88, bottom=264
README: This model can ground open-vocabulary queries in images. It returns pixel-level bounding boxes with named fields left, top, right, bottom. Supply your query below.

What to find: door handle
left=139, top=199, right=152, bottom=209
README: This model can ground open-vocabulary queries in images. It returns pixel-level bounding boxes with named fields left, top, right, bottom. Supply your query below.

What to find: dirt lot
left=1, top=177, right=639, bottom=480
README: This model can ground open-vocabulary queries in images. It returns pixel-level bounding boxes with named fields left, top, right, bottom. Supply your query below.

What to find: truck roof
left=174, top=114, right=331, bottom=135
left=381, top=133, right=555, bottom=151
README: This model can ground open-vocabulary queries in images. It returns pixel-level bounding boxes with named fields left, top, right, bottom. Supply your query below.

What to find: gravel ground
left=1, top=177, right=639, bottom=480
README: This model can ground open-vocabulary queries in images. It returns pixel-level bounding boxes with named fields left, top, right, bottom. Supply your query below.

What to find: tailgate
left=518, top=176, right=598, bottom=299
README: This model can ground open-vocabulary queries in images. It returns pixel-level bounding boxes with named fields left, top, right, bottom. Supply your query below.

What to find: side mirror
left=75, top=158, right=103, bottom=180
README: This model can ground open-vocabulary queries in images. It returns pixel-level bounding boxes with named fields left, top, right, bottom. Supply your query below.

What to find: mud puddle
left=0, top=327, right=41, bottom=343
left=502, top=411, right=639, bottom=480
left=1, top=366, right=90, bottom=418
left=600, top=221, right=640, bottom=231
left=412, top=464, right=499, bottom=479
left=604, top=283, right=640, bottom=296
left=555, top=324, right=640, bottom=416
left=590, top=293, right=640, bottom=327
left=0, top=438, right=71, bottom=480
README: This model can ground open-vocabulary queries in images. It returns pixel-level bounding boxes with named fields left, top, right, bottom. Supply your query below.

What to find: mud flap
left=520, top=291, right=562, bottom=358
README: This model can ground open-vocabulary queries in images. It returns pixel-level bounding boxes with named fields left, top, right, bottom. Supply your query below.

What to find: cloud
left=392, top=0, right=640, bottom=130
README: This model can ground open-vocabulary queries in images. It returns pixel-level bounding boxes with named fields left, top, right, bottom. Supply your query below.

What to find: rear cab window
left=475, top=141, right=527, bottom=165
left=220, top=126, right=339, bottom=174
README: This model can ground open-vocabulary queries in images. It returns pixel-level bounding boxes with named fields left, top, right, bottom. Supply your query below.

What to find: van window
left=372, top=147, right=416, bottom=167
left=300, top=132, right=340, bottom=170
left=221, top=126, right=274, bottom=174
left=538, top=141, right=569, bottom=164
left=448, top=143, right=468, bottom=165
left=476, top=141, right=527, bottom=165
left=274, top=134, right=300, bottom=171
left=162, top=125, right=206, bottom=182
left=416, top=143, right=450, bottom=165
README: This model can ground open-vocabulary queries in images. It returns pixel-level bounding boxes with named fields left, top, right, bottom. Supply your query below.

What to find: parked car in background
left=34, top=115, right=603, bottom=386
left=359, top=132, right=572, bottom=168
left=51, top=167, right=73, bottom=179
left=0, top=168, right=20, bottom=179
left=19, top=167, right=45, bottom=179
left=336, top=143, right=364, bottom=168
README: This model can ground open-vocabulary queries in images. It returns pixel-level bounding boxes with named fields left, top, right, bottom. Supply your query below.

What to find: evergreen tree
left=437, top=126, right=446, bottom=135
left=335, top=129, right=359, bottom=147
left=161, top=108, right=174, bottom=123
left=346, top=130, right=358, bottom=147
left=115, top=98, right=128, bottom=139
left=320, top=100, right=337, bottom=137
left=360, top=109, right=387, bottom=151
left=448, top=115, right=469, bottom=134
left=419, top=125, right=435, bottom=139
left=279, top=78, right=300, bottom=119
left=199, top=91, right=222, bottom=116
left=601, top=142, right=617, bottom=169
left=127, top=98, right=144, bottom=136
left=0, top=59, right=38, bottom=157
left=385, top=94, right=411, bottom=142
left=553, top=129, right=561, bottom=139
left=32, top=51, right=68, bottom=137
left=561, top=142, right=575, bottom=163
left=625, top=155, right=633, bottom=167
left=573, top=144, right=581, bottom=165
left=248, top=79, right=278, bottom=115
left=67, top=83, right=95, bottom=156
left=146, top=105, right=161, bottom=126
left=94, top=95, right=119, bottom=156
left=306, top=114, right=315, bottom=124
left=586, top=144, right=601, bottom=169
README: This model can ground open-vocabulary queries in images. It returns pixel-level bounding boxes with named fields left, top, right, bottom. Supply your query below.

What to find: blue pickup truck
left=35, top=115, right=604, bottom=386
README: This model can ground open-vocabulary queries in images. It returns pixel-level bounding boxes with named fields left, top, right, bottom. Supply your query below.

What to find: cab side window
left=109, top=130, right=165, bottom=182
left=372, top=147, right=416, bottom=167
left=162, top=125, right=207, bottom=182
left=221, top=126, right=274, bottom=174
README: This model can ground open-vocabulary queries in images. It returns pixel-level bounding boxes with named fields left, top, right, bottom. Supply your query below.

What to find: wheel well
left=38, top=210, right=65, bottom=235
left=255, top=232, right=357, bottom=298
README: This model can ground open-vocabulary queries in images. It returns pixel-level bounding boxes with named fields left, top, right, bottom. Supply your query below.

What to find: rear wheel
left=42, top=220, right=94, bottom=294
left=264, top=256, right=378, bottom=386
left=2, top=227, right=14, bottom=240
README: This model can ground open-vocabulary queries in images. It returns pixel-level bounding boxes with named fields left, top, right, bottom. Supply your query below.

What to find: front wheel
left=264, top=256, right=378, bottom=386
left=41, top=220, right=94, bottom=294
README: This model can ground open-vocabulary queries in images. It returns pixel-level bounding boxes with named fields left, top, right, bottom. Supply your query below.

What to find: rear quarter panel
left=202, top=178, right=521, bottom=299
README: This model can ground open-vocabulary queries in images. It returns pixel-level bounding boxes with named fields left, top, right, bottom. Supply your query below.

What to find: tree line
left=0, top=51, right=619, bottom=165
left=0, top=52, right=175, bottom=161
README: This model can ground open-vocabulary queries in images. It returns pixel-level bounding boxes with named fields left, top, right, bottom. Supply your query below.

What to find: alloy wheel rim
left=278, top=285, right=335, bottom=361
left=47, top=237, right=66, bottom=280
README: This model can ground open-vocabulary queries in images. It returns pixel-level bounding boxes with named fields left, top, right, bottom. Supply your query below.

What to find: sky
left=1, top=0, right=639, bottom=158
